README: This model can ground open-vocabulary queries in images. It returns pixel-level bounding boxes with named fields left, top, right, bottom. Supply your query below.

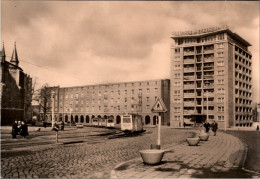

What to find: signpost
left=151, top=97, right=167, bottom=148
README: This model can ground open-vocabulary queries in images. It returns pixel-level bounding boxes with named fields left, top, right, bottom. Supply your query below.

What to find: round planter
left=186, top=137, right=200, bottom=146
left=139, top=149, right=165, bottom=165
left=199, top=133, right=209, bottom=141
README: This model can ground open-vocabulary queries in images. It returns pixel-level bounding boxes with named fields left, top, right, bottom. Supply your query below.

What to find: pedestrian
left=204, top=122, right=210, bottom=133
left=211, top=121, right=218, bottom=136
left=60, top=121, right=65, bottom=131
left=20, top=121, right=29, bottom=138
left=12, top=120, right=18, bottom=139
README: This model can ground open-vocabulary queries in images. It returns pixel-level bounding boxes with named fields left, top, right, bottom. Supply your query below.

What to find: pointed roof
left=1, top=42, right=6, bottom=62
left=10, top=42, right=19, bottom=66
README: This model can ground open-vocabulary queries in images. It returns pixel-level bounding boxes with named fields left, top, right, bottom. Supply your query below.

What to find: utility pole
left=51, top=91, right=55, bottom=128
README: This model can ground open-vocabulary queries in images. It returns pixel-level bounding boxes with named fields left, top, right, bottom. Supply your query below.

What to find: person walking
left=20, top=121, right=29, bottom=138
left=204, top=122, right=210, bottom=133
left=211, top=121, right=218, bottom=136
left=12, top=121, right=18, bottom=139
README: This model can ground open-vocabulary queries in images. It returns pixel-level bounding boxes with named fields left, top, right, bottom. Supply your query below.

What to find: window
left=217, top=52, right=224, bottom=58
left=131, top=90, right=134, bottom=95
left=146, top=105, right=150, bottom=110
left=146, top=88, right=150, bottom=94
left=125, top=98, right=127, bottom=103
left=118, top=90, right=120, bottom=95
left=174, top=116, right=180, bottom=120
left=147, top=97, right=150, bottom=102
left=174, top=65, right=181, bottom=70
left=117, top=106, right=120, bottom=111
left=175, top=48, right=180, bottom=54
left=217, top=97, right=224, bottom=103
left=86, top=106, right=89, bottom=111
left=217, top=61, right=224, bottom=66
left=217, top=107, right=224, bottom=112
left=218, top=79, right=224, bottom=84
left=124, top=105, right=127, bottom=110
left=217, top=88, right=225, bottom=94
left=217, top=43, right=224, bottom=48
left=174, top=56, right=180, bottom=62
left=218, top=116, right=224, bottom=121
left=117, top=98, right=120, bottom=103
left=174, top=73, right=180, bottom=78
left=98, top=91, right=101, bottom=96
left=131, top=97, right=134, bottom=103
left=154, top=88, right=158, bottom=93
left=174, top=107, right=181, bottom=112
left=174, top=90, right=180, bottom=95
left=174, top=82, right=181, bottom=87
left=174, top=98, right=181, bottom=103
left=124, top=90, right=127, bottom=95
left=217, top=70, right=224, bottom=75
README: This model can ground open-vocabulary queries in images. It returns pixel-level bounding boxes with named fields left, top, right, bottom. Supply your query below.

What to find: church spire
left=1, top=42, right=6, bottom=63
left=10, top=42, right=19, bottom=66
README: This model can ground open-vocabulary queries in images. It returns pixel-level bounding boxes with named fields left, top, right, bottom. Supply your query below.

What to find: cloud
left=1, top=1, right=259, bottom=101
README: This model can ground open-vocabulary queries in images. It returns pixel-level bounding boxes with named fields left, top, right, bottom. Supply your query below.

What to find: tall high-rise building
left=170, top=25, right=253, bottom=129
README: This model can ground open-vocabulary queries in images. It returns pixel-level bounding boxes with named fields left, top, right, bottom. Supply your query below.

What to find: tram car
left=99, top=118, right=107, bottom=127
left=106, top=116, right=115, bottom=128
left=121, top=114, right=143, bottom=132
left=92, top=118, right=99, bottom=127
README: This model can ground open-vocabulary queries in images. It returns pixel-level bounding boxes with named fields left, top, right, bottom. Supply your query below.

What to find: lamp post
left=51, top=91, right=55, bottom=128
left=70, top=104, right=72, bottom=127
left=204, top=81, right=210, bottom=122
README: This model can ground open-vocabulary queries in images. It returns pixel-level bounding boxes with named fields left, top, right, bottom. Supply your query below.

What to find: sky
left=1, top=1, right=259, bottom=103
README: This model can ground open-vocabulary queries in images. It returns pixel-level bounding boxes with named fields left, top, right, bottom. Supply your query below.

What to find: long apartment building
left=170, top=25, right=253, bottom=129
left=40, top=79, right=170, bottom=126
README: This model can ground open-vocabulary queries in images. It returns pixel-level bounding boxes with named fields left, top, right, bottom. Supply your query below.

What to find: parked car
left=76, top=123, right=84, bottom=128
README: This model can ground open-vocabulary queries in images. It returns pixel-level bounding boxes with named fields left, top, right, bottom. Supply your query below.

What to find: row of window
left=235, top=46, right=252, bottom=59
left=180, top=115, right=225, bottom=121
left=62, top=81, right=160, bottom=92
left=62, top=88, right=159, bottom=99
left=174, top=34, right=225, bottom=46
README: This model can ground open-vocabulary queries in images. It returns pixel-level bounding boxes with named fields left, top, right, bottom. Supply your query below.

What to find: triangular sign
left=151, top=96, right=167, bottom=113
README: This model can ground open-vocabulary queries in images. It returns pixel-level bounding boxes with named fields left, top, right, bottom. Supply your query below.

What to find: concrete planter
left=186, top=137, right=200, bottom=146
left=139, top=150, right=165, bottom=165
left=199, top=133, right=209, bottom=141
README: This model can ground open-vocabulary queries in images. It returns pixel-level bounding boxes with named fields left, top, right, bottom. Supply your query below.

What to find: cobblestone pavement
left=1, top=127, right=192, bottom=178
left=111, top=131, right=260, bottom=178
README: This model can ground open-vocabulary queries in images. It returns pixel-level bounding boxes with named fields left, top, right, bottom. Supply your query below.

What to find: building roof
left=171, top=25, right=251, bottom=47
left=10, top=42, right=19, bottom=65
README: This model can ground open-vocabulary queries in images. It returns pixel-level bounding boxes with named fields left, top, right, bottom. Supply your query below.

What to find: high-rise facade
left=40, top=79, right=170, bottom=126
left=170, top=25, right=253, bottom=129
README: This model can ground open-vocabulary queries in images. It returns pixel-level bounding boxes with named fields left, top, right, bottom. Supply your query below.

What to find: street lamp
left=204, top=81, right=210, bottom=123
left=70, top=104, right=72, bottom=127
left=51, top=90, right=55, bottom=128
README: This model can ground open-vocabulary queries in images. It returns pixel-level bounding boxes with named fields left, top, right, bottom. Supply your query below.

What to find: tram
left=92, top=118, right=99, bottom=127
left=106, top=116, right=115, bottom=128
left=121, top=113, right=143, bottom=132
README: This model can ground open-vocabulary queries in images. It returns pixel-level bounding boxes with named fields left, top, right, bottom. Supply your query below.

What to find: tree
left=36, top=83, right=51, bottom=122
left=24, top=78, right=37, bottom=122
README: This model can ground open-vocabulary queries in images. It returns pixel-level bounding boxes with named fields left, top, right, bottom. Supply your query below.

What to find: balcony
left=204, top=58, right=214, bottom=63
left=203, top=75, right=214, bottom=79
left=183, top=110, right=196, bottom=115
left=203, top=84, right=214, bottom=89
left=184, top=93, right=195, bottom=98
left=184, top=68, right=195, bottom=72
left=183, top=59, right=195, bottom=64
left=203, top=49, right=214, bottom=54
left=184, top=51, right=195, bottom=55
left=183, top=76, right=195, bottom=81
left=203, top=66, right=214, bottom=71
left=184, top=86, right=195, bottom=91
left=203, top=101, right=215, bottom=106
left=184, top=101, right=195, bottom=106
